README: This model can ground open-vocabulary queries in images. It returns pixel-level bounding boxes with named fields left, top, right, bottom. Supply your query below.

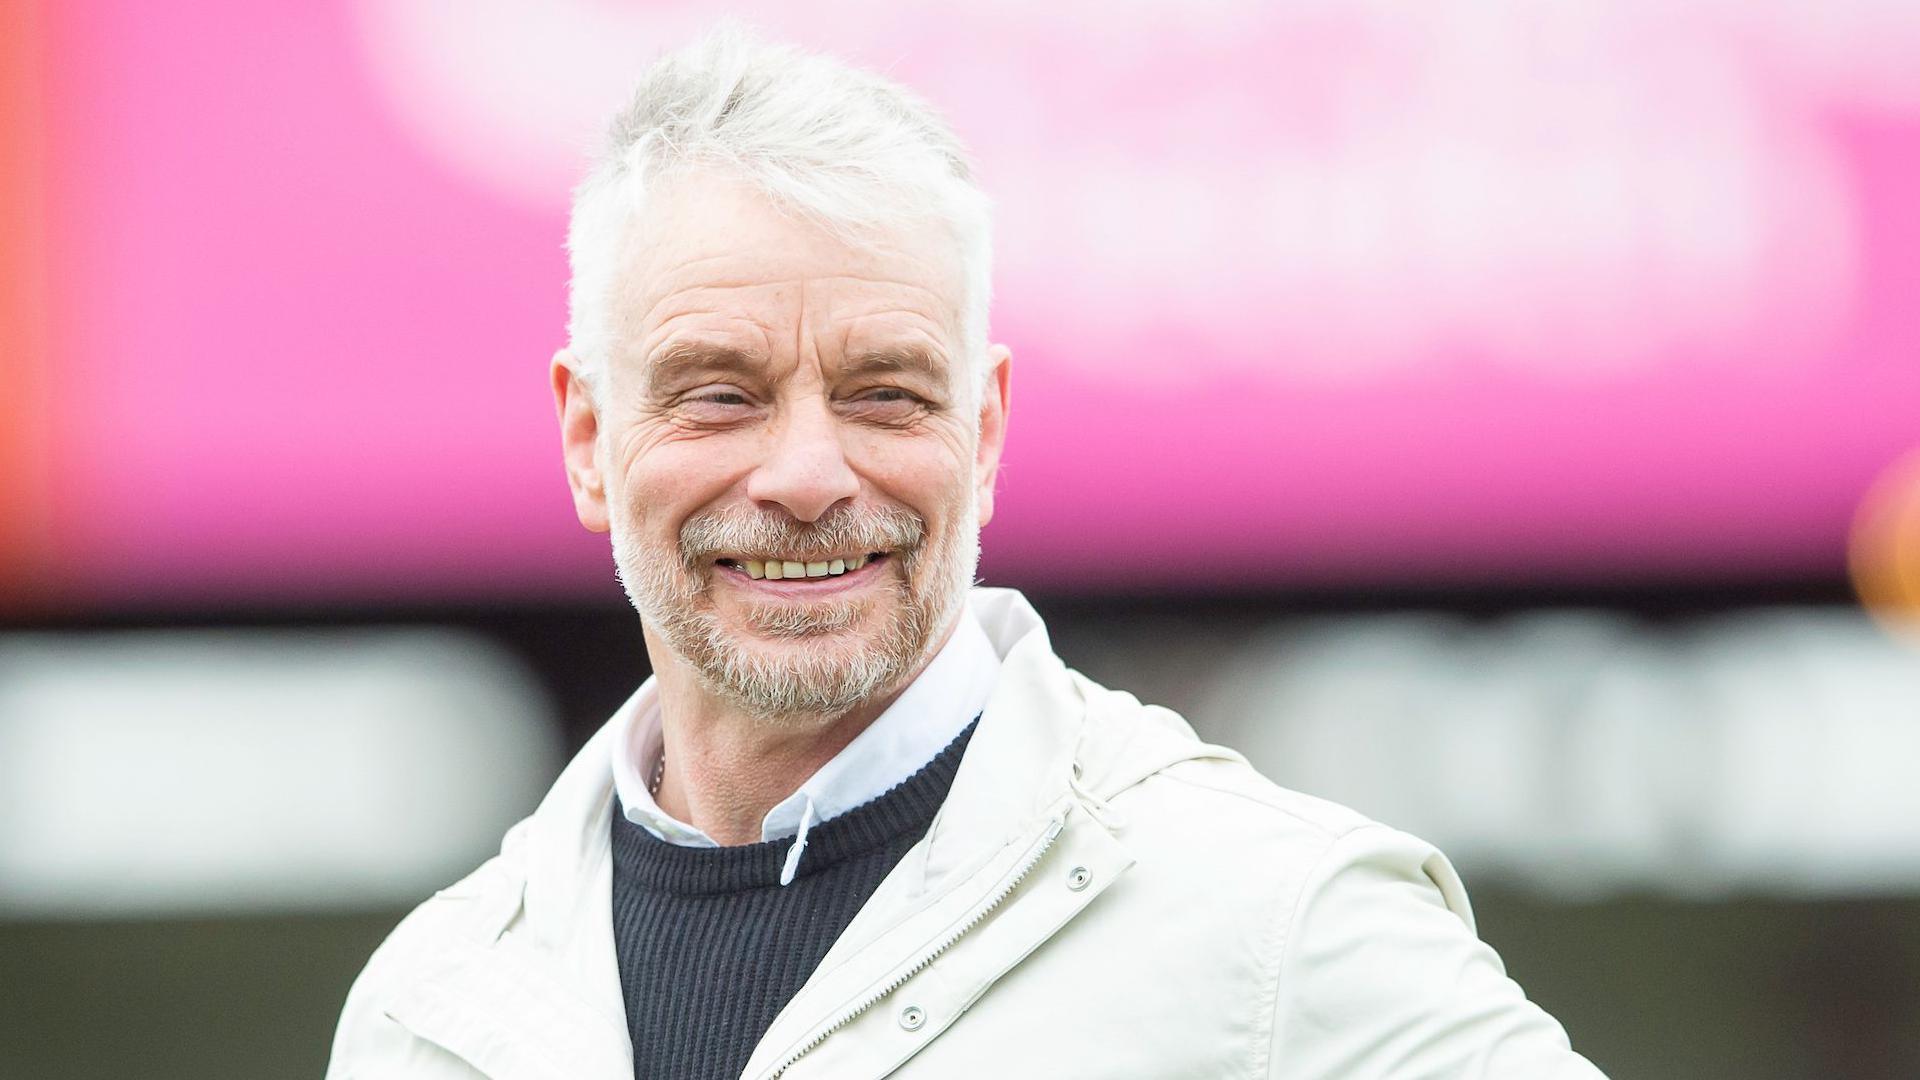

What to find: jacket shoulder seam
left=1146, top=767, right=1378, bottom=844
left=1138, top=768, right=1388, bottom=1078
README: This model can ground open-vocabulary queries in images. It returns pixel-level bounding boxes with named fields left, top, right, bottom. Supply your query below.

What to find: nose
left=745, top=396, right=860, bottom=522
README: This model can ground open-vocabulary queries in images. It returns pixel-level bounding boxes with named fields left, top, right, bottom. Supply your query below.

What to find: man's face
left=554, top=173, right=1009, bottom=722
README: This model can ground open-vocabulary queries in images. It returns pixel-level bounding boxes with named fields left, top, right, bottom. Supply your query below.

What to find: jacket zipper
left=764, top=812, right=1069, bottom=1078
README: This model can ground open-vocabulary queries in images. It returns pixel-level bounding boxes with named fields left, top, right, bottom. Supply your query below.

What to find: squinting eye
left=857, top=388, right=917, bottom=404
left=691, top=391, right=752, bottom=407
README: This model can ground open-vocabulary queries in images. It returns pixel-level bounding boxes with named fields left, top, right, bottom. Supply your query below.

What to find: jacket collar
left=512, top=585, right=1228, bottom=960
left=896, top=588, right=1088, bottom=890
left=515, top=587, right=1073, bottom=939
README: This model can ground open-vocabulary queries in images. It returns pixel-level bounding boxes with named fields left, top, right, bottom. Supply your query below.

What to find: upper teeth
left=743, top=555, right=870, bottom=580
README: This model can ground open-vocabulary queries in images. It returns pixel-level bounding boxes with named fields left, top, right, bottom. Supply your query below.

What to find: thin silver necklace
left=648, top=754, right=666, bottom=798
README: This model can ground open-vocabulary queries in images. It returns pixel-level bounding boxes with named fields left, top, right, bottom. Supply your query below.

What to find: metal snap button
left=899, top=1004, right=927, bottom=1031
left=1067, top=865, right=1092, bottom=891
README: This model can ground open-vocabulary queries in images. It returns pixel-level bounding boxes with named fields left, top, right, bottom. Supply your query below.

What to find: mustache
left=678, top=503, right=925, bottom=565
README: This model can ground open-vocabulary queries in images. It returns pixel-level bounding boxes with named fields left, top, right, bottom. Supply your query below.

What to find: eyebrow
left=641, top=340, right=951, bottom=396
left=839, top=344, right=947, bottom=381
left=642, top=341, right=767, bottom=396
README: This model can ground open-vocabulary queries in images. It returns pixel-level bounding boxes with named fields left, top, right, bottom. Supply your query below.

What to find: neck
left=642, top=620, right=958, bottom=845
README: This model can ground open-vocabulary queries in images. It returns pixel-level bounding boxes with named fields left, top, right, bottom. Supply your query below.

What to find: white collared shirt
left=609, top=604, right=1000, bottom=881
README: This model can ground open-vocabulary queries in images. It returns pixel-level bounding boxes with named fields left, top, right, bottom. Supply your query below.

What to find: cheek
left=611, top=433, right=753, bottom=528
left=846, top=429, right=977, bottom=516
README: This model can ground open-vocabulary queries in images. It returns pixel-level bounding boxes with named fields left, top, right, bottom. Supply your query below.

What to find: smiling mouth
left=715, top=552, right=889, bottom=580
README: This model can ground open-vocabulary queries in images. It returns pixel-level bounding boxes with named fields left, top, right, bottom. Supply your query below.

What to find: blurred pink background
left=12, top=1, right=1920, bottom=605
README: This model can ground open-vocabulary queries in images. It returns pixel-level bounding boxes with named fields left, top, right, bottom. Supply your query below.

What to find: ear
left=551, top=348, right=610, bottom=533
left=973, top=344, right=1013, bottom=527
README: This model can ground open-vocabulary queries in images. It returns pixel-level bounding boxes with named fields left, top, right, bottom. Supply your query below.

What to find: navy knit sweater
left=610, top=720, right=976, bottom=1080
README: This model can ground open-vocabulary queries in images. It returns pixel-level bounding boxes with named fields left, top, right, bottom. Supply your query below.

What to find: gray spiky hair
left=565, top=23, right=994, bottom=395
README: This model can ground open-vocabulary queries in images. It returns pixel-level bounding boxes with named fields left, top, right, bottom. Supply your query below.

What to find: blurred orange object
left=0, top=0, right=51, bottom=607
left=1851, top=447, right=1920, bottom=638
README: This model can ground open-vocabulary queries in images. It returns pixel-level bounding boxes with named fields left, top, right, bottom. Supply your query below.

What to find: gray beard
left=609, top=498, right=979, bottom=725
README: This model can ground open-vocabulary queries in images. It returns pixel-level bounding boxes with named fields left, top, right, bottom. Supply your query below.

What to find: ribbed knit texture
left=610, top=719, right=977, bottom=1080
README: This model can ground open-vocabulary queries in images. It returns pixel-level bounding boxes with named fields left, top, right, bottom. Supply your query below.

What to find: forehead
left=612, top=172, right=967, bottom=355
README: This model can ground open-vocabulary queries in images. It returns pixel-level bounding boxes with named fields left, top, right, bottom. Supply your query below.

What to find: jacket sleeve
left=1267, top=823, right=1609, bottom=1079
left=325, top=825, right=532, bottom=1080
left=324, top=889, right=496, bottom=1080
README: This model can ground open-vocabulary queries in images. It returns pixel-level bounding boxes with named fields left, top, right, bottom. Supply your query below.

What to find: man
left=328, top=25, right=1606, bottom=1080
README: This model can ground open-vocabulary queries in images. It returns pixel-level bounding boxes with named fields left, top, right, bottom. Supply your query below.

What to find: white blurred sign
left=1196, top=607, right=1920, bottom=899
left=0, top=629, right=563, bottom=917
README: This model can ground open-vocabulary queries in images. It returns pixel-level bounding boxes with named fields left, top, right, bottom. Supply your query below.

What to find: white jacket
left=328, top=588, right=1606, bottom=1079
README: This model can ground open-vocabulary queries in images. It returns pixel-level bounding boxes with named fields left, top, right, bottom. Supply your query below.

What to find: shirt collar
left=610, top=602, right=1000, bottom=848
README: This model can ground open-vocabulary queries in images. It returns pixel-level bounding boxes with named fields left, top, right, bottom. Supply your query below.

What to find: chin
left=702, top=645, right=910, bottom=726
left=693, top=600, right=921, bottom=722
